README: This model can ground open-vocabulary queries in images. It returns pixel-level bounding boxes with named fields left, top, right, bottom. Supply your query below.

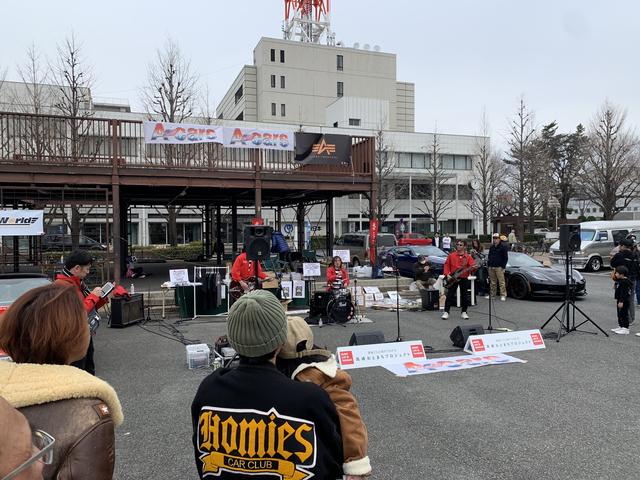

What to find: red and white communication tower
left=283, top=0, right=335, bottom=45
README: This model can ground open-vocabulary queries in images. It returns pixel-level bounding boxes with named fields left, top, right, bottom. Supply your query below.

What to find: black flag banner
left=294, top=133, right=352, bottom=166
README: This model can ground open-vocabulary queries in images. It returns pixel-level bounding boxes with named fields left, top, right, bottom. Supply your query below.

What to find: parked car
left=397, top=233, right=432, bottom=246
left=333, top=232, right=397, bottom=266
left=0, top=273, right=51, bottom=315
left=378, top=245, right=447, bottom=278
left=42, top=234, right=107, bottom=251
left=505, top=252, right=586, bottom=300
left=549, top=221, right=640, bottom=271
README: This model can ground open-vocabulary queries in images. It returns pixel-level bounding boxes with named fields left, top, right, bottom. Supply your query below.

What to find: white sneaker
left=484, top=295, right=490, bottom=299
left=461, top=312, right=469, bottom=320
left=441, top=312, right=449, bottom=320
left=636, top=332, right=640, bottom=337
left=500, top=296, right=506, bottom=302
left=613, top=327, right=630, bottom=335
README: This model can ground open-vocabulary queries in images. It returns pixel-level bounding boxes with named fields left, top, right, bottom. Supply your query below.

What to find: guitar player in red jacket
left=441, top=240, right=476, bottom=320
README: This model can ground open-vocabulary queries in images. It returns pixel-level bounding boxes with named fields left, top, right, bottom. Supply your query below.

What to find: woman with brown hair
left=0, top=283, right=122, bottom=480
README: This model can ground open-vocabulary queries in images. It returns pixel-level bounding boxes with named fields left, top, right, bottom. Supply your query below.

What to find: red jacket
left=54, top=274, right=109, bottom=313
left=327, top=266, right=349, bottom=287
left=231, top=252, right=267, bottom=282
left=443, top=252, right=476, bottom=279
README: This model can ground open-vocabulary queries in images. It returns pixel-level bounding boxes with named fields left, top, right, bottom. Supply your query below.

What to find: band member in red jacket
left=327, top=256, right=350, bottom=290
left=231, top=248, right=267, bottom=294
left=54, top=249, right=111, bottom=375
left=442, top=240, right=476, bottom=320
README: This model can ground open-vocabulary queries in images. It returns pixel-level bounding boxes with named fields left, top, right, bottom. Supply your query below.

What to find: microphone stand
left=394, top=256, right=402, bottom=342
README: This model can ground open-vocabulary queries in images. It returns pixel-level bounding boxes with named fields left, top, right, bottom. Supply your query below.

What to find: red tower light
left=284, top=0, right=330, bottom=22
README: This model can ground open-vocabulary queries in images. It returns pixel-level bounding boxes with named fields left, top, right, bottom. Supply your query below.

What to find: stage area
left=96, top=273, right=639, bottom=480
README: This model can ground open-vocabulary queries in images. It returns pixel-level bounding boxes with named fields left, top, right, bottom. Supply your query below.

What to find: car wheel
left=509, top=276, right=529, bottom=300
left=352, top=258, right=360, bottom=267
left=586, top=256, right=602, bottom=272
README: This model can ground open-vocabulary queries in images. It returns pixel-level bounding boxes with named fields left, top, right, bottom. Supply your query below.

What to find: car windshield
left=580, top=230, right=595, bottom=241
left=0, top=277, right=51, bottom=306
left=507, top=252, right=543, bottom=268
left=412, top=246, right=447, bottom=257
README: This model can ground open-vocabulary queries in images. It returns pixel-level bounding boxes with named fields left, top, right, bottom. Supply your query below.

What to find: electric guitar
left=443, top=259, right=477, bottom=289
left=229, top=277, right=257, bottom=300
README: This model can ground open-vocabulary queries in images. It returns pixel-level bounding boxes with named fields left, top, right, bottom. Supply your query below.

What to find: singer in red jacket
left=326, top=256, right=350, bottom=290
left=442, top=240, right=476, bottom=321
left=231, top=249, right=268, bottom=294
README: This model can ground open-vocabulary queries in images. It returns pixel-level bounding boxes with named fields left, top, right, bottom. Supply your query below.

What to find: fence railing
left=0, top=112, right=373, bottom=177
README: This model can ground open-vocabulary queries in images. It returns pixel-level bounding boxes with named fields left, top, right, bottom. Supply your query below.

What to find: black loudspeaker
left=449, top=324, right=484, bottom=348
left=349, top=331, right=386, bottom=346
left=559, top=224, right=581, bottom=252
left=420, top=289, right=439, bottom=311
left=310, top=291, right=332, bottom=317
left=244, top=225, right=273, bottom=261
left=109, top=293, right=144, bottom=328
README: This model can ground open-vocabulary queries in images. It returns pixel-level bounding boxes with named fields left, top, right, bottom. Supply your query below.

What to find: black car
left=378, top=245, right=447, bottom=278
left=41, top=234, right=106, bottom=251
left=504, top=252, right=586, bottom=300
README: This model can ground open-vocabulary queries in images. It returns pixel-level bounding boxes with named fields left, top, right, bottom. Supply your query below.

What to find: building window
left=235, top=112, right=244, bottom=121
left=348, top=118, right=361, bottom=126
left=458, top=185, right=472, bottom=200
left=280, top=104, right=286, bottom=117
left=270, top=75, right=276, bottom=88
left=234, top=85, right=243, bottom=104
left=454, top=155, right=472, bottom=170
left=280, top=49, right=285, bottom=63
left=149, top=223, right=167, bottom=245
left=411, top=153, right=426, bottom=169
left=395, top=183, right=409, bottom=200
left=442, top=154, right=454, bottom=169
left=398, top=153, right=412, bottom=168
left=440, top=185, right=456, bottom=200
left=337, top=81, right=344, bottom=97
left=337, top=54, right=344, bottom=71
left=271, top=103, right=276, bottom=116
left=270, top=49, right=275, bottom=62
left=458, top=220, right=472, bottom=234
left=280, top=75, right=285, bottom=88
left=413, top=183, right=431, bottom=200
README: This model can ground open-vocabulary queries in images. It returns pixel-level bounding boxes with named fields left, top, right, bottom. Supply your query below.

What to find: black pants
left=445, top=278, right=470, bottom=313
left=71, top=336, right=95, bottom=376
left=618, top=301, right=630, bottom=329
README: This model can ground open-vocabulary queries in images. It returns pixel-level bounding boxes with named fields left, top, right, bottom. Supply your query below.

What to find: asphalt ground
left=95, top=270, right=640, bottom=480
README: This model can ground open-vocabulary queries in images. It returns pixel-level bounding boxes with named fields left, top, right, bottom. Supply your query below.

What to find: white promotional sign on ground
left=143, top=121, right=223, bottom=144
left=0, top=210, right=44, bottom=236
left=336, top=340, right=426, bottom=370
left=382, top=353, right=526, bottom=377
left=464, top=329, right=546, bottom=354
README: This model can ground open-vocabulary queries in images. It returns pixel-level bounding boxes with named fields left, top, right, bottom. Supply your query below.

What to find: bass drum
left=327, top=294, right=354, bottom=324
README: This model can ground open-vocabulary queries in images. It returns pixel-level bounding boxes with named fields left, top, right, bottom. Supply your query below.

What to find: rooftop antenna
left=283, top=0, right=335, bottom=45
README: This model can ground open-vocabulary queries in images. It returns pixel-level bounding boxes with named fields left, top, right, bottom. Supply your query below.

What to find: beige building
left=217, top=37, right=415, bottom=132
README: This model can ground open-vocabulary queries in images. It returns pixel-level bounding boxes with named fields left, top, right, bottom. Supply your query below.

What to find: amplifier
left=109, top=293, right=145, bottom=328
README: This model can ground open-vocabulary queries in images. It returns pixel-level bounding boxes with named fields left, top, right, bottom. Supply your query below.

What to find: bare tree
left=416, top=130, right=453, bottom=234
left=361, top=128, right=397, bottom=222
left=504, top=96, right=537, bottom=236
left=142, top=38, right=199, bottom=246
left=468, top=111, right=502, bottom=235
left=50, top=34, right=97, bottom=249
left=579, top=102, right=640, bottom=219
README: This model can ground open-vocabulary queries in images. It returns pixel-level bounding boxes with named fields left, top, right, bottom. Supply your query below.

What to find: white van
left=549, top=220, right=640, bottom=271
left=333, top=232, right=397, bottom=266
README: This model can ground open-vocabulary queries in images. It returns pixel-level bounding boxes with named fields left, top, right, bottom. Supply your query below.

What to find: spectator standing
left=487, top=233, right=509, bottom=301
left=0, top=284, right=123, bottom=480
left=191, top=290, right=343, bottom=480
left=54, top=249, right=111, bottom=375
left=508, top=229, right=518, bottom=250
left=432, top=232, right=441, bottom=249
left=610, top=239, right=638, bottom=326
left=442, top=234, right=452, bottom=252
left=612, top=266, right=632, bottom=335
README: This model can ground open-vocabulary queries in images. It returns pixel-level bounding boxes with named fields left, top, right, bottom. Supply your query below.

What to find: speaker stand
left=540, top=251, right=608, bottom=341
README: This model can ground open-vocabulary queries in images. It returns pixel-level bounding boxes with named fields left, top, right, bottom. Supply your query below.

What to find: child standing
left=612, top=265, right=632, bottom=335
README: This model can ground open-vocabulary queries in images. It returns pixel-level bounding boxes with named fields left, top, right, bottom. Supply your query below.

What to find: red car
left=397, top=233, right=432, bottom=246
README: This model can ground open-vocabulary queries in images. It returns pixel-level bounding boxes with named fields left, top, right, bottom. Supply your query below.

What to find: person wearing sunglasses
left=0, top=284, right=123, bottom=480
left=0, top=396, right=53, bottom=480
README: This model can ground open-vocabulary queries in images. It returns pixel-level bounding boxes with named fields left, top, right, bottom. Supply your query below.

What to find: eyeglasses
left=2, top=430, right=55, bottom=480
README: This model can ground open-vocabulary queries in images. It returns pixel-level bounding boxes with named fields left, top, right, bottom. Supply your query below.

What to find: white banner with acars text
left=0, top=210, right=44, bottom=236
left=143, top=121, right=224, bottom=144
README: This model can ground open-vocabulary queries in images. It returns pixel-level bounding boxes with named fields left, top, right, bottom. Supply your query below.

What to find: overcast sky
left=1, top=0, right=638, bottom=151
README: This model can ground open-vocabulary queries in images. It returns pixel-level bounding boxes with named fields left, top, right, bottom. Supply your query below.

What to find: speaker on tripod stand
left=244, top=225, right=273, bottom=261
left=559, top=224, right=581, bottom=253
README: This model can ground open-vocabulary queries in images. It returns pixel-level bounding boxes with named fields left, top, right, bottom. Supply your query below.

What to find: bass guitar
left=443, top=262, right=477, bottom=289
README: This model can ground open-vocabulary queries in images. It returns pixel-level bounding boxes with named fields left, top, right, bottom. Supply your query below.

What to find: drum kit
left=309, top=280, right=354, bottom=324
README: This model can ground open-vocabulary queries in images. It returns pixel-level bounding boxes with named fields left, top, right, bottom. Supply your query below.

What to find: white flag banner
left=223, top=127, right=295, bottom=151
left=0, top=210, right=44, bottom=236
left=143, top=121, right=224, bottom=144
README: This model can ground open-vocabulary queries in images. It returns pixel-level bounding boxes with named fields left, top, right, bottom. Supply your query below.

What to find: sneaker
left=500, top=296, right=506, bottom=302
left=613, top=327, right=630, bottom=335
left=461, top=312, right=469, bottom=320
left=484, top=295, right=490, bottom=299
left=636, top=332, right=640, bottom=337
left=441, top=312, right=449, bottom=320
left=611, top=327, right=623, bottom=332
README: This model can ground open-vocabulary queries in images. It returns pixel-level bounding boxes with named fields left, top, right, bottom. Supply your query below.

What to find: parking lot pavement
left=96, top=273, right=640, bottom=480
